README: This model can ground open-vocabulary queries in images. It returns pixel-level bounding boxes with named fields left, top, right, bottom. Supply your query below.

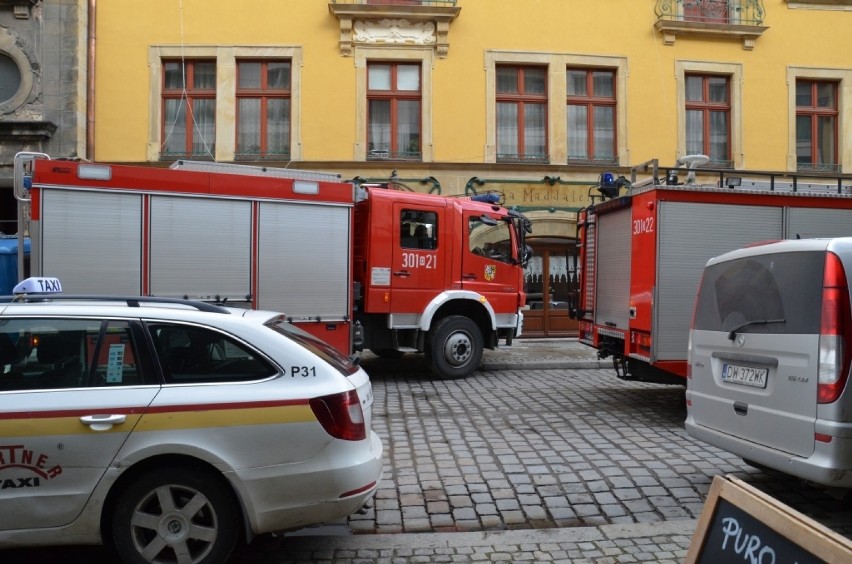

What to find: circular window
left=0, top=53, right=22, bottom=104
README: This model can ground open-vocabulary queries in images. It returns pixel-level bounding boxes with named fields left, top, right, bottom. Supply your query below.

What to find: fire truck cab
left=354, top=187, right=530, bottom=377
left=13, top=153, right=531, bottom=379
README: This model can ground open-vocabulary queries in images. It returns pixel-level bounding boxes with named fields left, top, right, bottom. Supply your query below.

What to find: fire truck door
left=391, top=205, right=443, bottom=312
left=463, top=211, right=518, bottom=313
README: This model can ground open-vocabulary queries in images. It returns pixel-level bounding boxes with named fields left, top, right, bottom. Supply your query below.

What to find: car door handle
left=733, top=402, right=748, bottom=416
left=80, top=414, right=127, bottom=431
left=393, top=270, right=411, bottom=277
left=462, top=273, right=477, bottom=280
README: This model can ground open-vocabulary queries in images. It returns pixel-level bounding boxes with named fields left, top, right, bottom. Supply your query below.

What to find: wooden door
left=523, top=242, right=578, bottom=337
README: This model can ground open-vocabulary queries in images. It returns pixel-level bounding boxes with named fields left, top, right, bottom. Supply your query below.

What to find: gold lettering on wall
left=491, top=184, right=594, bottom=209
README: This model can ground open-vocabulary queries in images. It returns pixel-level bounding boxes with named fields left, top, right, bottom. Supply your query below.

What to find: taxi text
left=0, top=444, right=63, bottom=483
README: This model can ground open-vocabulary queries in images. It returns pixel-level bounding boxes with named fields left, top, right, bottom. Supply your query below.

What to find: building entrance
left=522, top=240, right=578, bottom=338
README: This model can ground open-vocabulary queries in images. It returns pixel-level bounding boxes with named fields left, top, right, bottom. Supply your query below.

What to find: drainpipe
left=86, top=0, right=96, bottom=160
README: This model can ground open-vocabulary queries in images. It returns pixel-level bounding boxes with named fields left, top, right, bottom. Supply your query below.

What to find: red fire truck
left=13, top=153, right=531, bottom=379
left=575, top=156, right=852, bottom=384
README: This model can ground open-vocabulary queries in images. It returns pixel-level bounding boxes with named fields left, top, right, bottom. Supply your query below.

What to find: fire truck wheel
left=111, top=466, right=240, bottom=564
left=370, top=348, right=406, bottom=360
left=429, top=315, right=483, bottom=379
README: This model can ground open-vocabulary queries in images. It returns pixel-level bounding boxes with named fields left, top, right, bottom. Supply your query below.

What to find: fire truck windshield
left=468, top=211, right=532, bottom=267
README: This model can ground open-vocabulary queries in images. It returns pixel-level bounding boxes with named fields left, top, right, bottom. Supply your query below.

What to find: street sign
left=687, top=475, right=852, bottom=563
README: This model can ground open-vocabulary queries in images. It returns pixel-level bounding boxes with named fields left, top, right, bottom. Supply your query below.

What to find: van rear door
left=689, top=248, right=826, bottom=458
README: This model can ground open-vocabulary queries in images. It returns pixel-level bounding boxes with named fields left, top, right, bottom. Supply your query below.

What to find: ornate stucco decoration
left=353, top=19, right=436, bottom=46
left=328, top=3, right=460, bottom=58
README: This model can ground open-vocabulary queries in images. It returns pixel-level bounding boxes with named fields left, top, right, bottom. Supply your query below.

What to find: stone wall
left=0, top=0, right=85, bottom=233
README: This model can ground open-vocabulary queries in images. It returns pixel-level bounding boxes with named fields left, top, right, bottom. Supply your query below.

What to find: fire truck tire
left=429, top=315, right=483, bottom=379
left=111, top=466, right=240, bottom=564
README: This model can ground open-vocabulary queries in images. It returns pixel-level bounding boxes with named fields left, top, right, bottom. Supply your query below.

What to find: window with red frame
left=685, top=74, right=731, bottom=167
left=236, top=60, right=291, bottom=160
left=161, top=60, right=216, bottom=159
left=367, top=63, right=421, bottom=160
left=496, top=65, right=547, bottom=163
left=567, top=68, right=616, bottom=164
left=796, top=80, right=839, bottom=172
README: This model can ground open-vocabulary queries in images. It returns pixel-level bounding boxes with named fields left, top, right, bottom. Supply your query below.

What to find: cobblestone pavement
left=7, top=340, right=851, bottom=563
left=227, top=341, right=852, bottom=562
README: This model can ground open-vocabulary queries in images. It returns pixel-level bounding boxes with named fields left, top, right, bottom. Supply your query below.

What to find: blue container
left=0, top=237, right=31, bottom=295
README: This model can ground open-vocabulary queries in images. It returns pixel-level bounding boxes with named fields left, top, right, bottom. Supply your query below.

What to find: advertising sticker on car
left=722, top=363, right=768, bottom=388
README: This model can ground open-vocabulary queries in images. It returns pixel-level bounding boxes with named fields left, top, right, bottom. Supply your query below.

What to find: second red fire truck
left=13, top=153, right=531, bottom=379
left=575, top=156, right=852, bottom=384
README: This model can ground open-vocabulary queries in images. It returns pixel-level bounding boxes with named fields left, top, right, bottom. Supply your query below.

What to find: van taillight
left=818, top=252, right=852, bottom=404
left=309, top=389, right=367, bottom=441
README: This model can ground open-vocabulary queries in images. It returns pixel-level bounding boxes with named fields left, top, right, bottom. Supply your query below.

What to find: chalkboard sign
left=686, top=475, right=852, bottom=564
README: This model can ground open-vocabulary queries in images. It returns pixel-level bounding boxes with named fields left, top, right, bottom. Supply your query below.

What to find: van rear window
left=693, top=251, right=825, bottom=335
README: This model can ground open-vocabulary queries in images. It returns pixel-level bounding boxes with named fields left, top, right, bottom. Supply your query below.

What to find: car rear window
left=266, top=320, right=359, bottom=377
left=693, top=250, right=825, bottom=335
left=149, top=323, right=277, bottom=384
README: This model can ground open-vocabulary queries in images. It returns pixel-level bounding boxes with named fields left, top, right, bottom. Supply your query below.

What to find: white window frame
left=485, top=51, right=628, bottom=166
left=148, top=46, right=302, bottom=162
left=354, top=46, right=433, bottom=162
left=675, top=60, right=743, bottom=168
left=786, top=66, right=852, bottom=172
left=787, top=0, right=852, bottom=10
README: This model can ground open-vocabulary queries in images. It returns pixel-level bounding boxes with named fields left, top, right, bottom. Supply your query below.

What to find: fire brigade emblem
left=484, top=265, right=496, bottom=281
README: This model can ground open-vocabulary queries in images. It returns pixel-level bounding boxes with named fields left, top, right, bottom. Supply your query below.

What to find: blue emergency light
left=471, top=193, right=500, bottom=204
left=598, top=172, right=622, bottom=199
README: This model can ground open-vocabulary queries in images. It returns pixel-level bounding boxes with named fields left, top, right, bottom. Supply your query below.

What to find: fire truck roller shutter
left=150, top=197, right=251, bottom=301
left=594, top=208, right=632, bottom=330
left=655, top=202, right=782, bottom=361
left=257, top=202, right=351, bottom=319
left=786, top=208, right=852, bottom=239
left=40, top=189, right=143, bottom=294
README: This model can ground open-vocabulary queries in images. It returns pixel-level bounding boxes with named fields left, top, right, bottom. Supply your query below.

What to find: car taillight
left=687, top=282, right=701, bottom=381
left=818, top=252, right=852, bottom=404
left=686, top=330, right=693, bottom=380
left=309, top=389, right=366, bottom=441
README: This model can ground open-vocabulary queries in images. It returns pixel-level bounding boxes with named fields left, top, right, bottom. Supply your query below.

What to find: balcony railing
left=235, top=151, right=291, bottom=162
left=567, top=155, right=619, bottom=167
left=497, top=153, right=550, bottom=165
left=368, top=149, right=422, bottom=161
left=655, top=0, right=765, bottom=26
left=798, top=162, right=842, bottom=174
left=330, top=1, right=457, bottom=6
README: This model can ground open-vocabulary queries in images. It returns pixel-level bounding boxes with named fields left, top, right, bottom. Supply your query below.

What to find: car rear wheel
left=429, top=315, right=483, bottom=379
left=111, top=466, right=240, bottom=564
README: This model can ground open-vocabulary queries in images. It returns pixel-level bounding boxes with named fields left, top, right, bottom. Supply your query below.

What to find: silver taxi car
left=0, top=278, right=383, bottom=563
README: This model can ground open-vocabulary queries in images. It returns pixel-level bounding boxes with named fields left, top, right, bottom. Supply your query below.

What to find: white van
left=686, top=238, right=852, bottom=487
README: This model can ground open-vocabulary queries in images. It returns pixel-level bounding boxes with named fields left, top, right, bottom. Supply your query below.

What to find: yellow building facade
left=91, top=0, right=852, bottom=335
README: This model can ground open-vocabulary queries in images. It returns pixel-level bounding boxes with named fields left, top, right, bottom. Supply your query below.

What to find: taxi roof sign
left=13, top=277, right=63, bottom=295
